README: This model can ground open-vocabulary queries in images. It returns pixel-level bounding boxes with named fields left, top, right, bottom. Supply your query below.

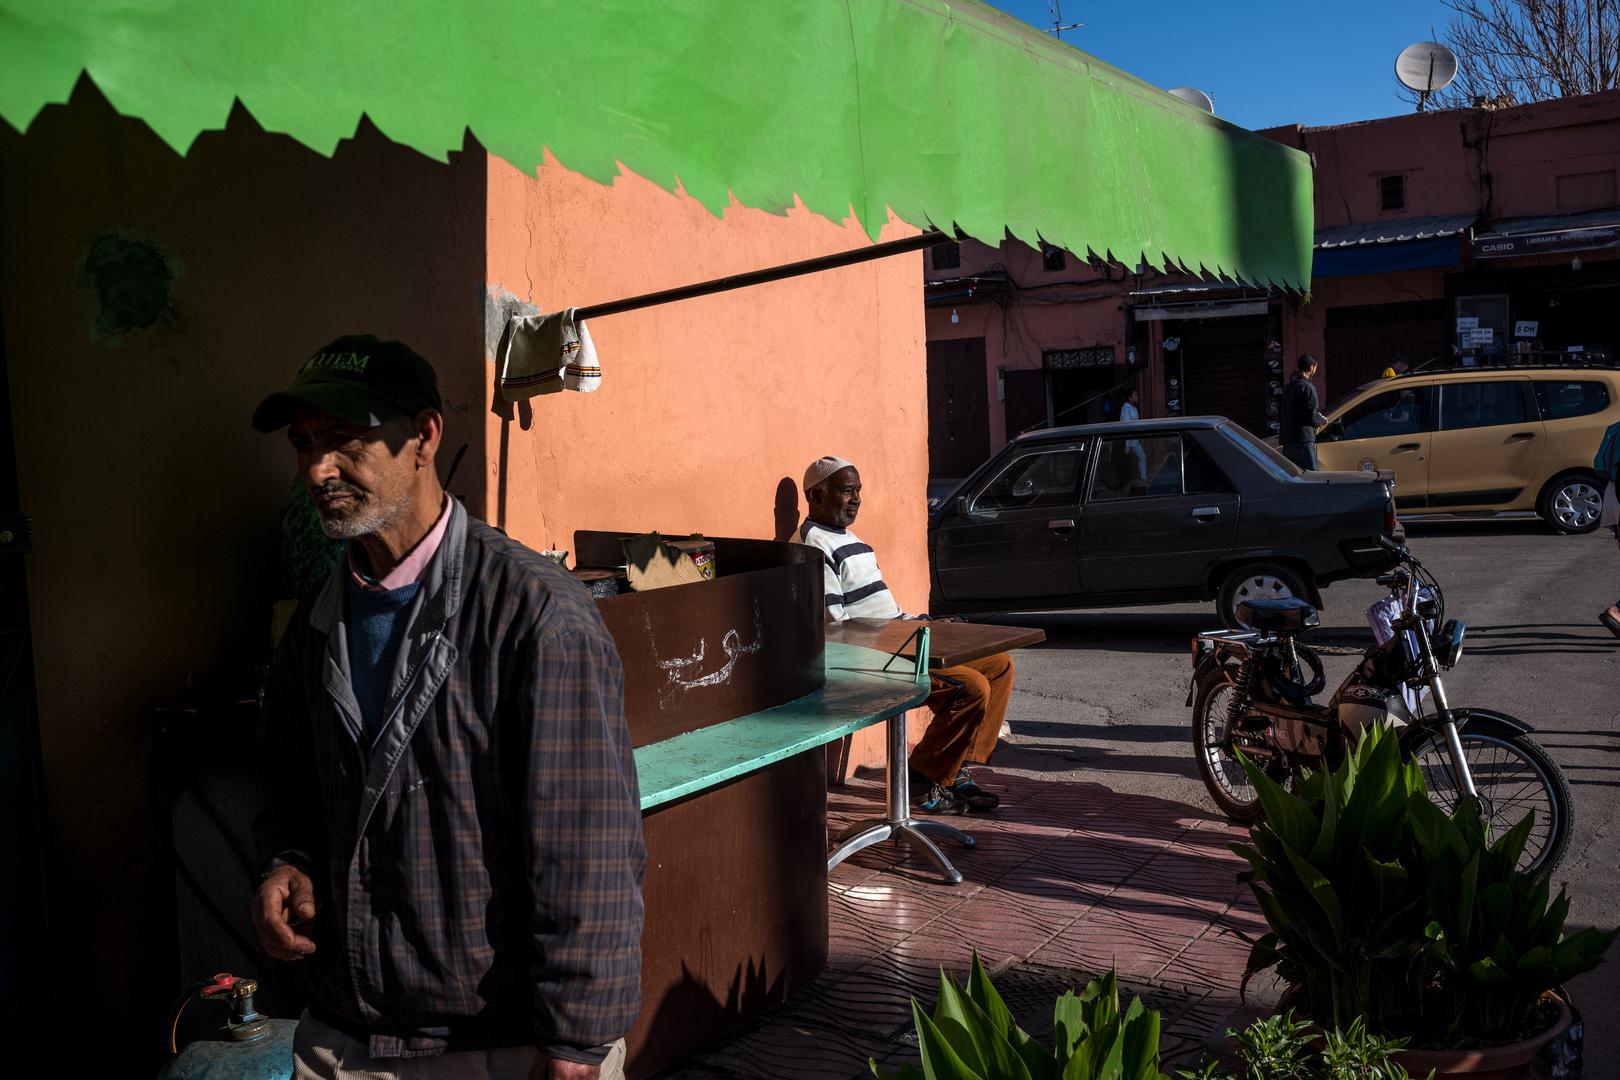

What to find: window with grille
left=1042, top=246, right=1066, bottom=272
left=1043, top=347, right=1114, bottom=369
left=931, top=243, right=961, bottom=271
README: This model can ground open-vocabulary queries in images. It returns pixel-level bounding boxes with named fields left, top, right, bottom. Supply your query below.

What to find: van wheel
left=1537, top=472, right=1604, bottom=534
left=1217, top=562, right=1310, bottom=630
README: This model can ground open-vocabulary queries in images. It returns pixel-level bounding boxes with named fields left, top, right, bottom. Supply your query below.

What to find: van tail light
left=1385, top=501, right=1398, bottom=534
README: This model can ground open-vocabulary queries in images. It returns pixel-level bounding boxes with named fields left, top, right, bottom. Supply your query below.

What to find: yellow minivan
left=1314, top=367, right=1620, bottom=533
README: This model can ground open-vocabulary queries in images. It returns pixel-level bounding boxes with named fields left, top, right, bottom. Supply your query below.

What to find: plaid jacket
left=256, top=499, right=645, bottom=1061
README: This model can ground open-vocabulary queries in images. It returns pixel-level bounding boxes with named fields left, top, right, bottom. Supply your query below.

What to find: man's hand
left=528, top=1052, right=600, bottom=1080
left=252, top=864, right=317, bottom=960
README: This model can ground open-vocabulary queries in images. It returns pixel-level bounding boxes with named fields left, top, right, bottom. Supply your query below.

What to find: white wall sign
left=1470, top=327, right=1495, bottom=345
left=1456, top=316, right=1479, bottom=332
left=1514, top=320, right=1539, bottom=337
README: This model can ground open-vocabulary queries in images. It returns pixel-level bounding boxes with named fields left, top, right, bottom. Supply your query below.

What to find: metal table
left=823, top=619, right=1047, bottom=884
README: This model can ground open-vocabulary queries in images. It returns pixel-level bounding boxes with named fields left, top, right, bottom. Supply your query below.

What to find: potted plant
left=1231, top=725, right=1616, bottom=1078
left=1229, top=727, right=1433, bottom=1035
left=1400, top=793, right=1615, bottom=1076
left=1178, top=1011, right=1417, bottom=1080
left=872, top=953, right=1169, bottom=1080
left=874, top=955, right=1421, bottom=1080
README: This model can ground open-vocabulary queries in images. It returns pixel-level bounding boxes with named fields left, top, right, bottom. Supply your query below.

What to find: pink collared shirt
left=349, top=494, right=452, bottom=592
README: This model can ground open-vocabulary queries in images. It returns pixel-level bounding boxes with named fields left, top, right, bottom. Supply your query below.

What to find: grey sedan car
left=928, top=417, right=1402, bottom=628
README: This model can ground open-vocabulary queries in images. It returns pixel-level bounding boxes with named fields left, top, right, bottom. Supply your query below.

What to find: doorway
left=926, top=337, right=992, bottom=479
left=1044, top=347, right=1116, bottom=429
left=1172, top=316, right=1269, bottom=435
left=1323, top=299, right=1448, bottom=404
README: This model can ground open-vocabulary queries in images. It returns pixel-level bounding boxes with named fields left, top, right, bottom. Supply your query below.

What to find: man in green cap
left=250, top=335, right=644, bottom=1080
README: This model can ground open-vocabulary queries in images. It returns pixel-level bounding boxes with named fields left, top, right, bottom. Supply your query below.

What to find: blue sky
left=985, top=1, right=1458, bottom=131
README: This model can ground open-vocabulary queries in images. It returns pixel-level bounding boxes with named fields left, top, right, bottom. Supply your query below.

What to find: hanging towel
left=496, top=307, right=602, bottom=401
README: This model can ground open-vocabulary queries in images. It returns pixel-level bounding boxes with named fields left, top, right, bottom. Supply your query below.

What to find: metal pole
left=574, top=229, right=951, bottom=322
left=887, top=707, right=910, bottom=822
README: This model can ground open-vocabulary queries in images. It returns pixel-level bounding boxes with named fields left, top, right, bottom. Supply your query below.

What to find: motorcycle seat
left=1236, top=597, right=1319, bottom=633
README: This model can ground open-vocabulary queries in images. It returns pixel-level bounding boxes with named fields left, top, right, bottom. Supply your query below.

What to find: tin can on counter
left=670, top=536, right=717, bottom=580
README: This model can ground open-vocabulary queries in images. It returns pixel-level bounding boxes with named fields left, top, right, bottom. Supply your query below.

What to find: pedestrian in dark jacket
left=1596, top=419, right=1620, bottom=638
left=249, top=336, right=644, bottom=1080
left=1280, top=354, right=1327, bottom=471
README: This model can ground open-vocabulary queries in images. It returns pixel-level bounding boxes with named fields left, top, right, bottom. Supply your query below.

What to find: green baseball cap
left=252, top=334, right=442, bottom=432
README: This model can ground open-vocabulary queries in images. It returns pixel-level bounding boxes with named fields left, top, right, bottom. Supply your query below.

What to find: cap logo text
left=305, top=352, right=371, bottom=373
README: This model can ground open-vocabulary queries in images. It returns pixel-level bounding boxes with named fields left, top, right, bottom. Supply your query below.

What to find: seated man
left=797, top=456, right=1013, bottom=815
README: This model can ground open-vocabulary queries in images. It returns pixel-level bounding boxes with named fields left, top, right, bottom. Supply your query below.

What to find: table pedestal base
left=825, top=710, right=976, bottom=885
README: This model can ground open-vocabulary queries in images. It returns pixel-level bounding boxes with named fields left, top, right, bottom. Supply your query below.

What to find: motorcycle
left=1187, top=536, right=1572, bottom=875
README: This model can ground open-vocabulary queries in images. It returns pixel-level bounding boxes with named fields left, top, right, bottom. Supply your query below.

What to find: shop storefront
left=1130, top=284, right=1279, bottom=436
left=1462, top=210, right=1620, bottom=364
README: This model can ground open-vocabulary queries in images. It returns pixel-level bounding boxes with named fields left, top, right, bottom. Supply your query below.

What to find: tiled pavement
left=657, top=769, right=1275, bottom=1080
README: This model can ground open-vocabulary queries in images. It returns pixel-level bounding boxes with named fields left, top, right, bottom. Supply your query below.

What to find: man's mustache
left=313, top=479, right=367, bottom=502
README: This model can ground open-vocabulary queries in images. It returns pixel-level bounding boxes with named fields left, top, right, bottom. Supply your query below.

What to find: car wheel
left=1537, top=472, right=1604, bottom=535
left=1217, top=561, right=1310, bottom=630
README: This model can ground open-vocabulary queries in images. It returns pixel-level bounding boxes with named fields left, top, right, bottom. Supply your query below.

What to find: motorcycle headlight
left=1435, top=619, right=1465, bottom=669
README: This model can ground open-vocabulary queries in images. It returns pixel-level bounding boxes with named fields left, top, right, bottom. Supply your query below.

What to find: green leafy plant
left=1229, top=725, right=1433, bottom=1035
left=1407, top=793, right=1617, bottom=1047
left=1176, top=1012, right=1416, bottom=1080
left=872, top=952, right=1168, bottom=1080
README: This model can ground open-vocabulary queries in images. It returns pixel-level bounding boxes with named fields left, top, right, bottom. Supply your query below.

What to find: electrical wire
left=166, top=980, right=212, bottom=1054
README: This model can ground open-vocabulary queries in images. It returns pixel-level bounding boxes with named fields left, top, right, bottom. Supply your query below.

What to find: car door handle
left=1508, top=431, right=1537, bottom=440
left=1047, top=519, right=1076, bottom=530
left=1191, top=507, right=1221, bottom=517
left=1394, top=443, right=1421, bottom=451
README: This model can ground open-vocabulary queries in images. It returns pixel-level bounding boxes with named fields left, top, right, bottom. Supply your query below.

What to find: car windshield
left=1321, top=389, right=1367, bottom=418
left=1223, top=423, right=1303, bottom=479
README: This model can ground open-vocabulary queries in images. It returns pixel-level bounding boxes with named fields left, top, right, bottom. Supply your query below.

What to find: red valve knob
left=201, top=973, right=240, bottom=997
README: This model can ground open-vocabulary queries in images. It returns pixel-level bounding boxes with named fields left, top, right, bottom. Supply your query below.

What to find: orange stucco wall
left=482, top=152, right=930, bottom=766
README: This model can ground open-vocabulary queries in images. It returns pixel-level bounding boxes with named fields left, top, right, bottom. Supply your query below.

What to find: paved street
left=983, top=518, right=1620, bottom=1059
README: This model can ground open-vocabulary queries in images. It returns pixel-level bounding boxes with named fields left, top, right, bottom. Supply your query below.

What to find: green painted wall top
left=0, top=0, right=1313, bottom=288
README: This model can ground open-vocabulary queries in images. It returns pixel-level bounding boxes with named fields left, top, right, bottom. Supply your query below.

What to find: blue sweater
left=344, top=574, right=421, bottom=742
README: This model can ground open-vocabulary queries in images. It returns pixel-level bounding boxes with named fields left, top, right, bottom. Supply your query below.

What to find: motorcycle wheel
left=1192, top=666, right=1286, bottom=823
left=1404, top=724, right=1573, bottom=876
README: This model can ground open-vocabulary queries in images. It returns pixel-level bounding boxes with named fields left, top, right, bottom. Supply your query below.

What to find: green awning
left=0, top=0, right=1313, bottom=288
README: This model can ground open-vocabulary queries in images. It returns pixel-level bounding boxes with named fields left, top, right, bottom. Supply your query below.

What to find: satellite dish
left=1168, top=87, right=1215, bottom=113
left=1395, top=42, right=1458, bottom=108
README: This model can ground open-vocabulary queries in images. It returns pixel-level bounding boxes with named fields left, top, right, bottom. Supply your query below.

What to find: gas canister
left=155, top=973, right=294, bottom=1080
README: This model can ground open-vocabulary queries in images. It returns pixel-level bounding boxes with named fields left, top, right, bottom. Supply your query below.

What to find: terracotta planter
left=1393, top=995, right=1572, bottom=1080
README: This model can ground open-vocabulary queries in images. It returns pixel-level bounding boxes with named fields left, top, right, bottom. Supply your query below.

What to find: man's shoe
left=909, top=769, right=970, bottom=815
left=953, top=767, right=1000, bottom=810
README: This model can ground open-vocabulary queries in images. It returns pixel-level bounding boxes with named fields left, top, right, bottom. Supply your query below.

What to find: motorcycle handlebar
left=1378, top=533, right=1425, bottom=571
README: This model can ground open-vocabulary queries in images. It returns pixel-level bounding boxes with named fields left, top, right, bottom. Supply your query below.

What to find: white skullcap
left=803, top=455, right=856, bottom=492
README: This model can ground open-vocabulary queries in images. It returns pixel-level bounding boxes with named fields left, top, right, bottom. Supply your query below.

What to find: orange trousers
left=909, top=652, right=1015, bottom=785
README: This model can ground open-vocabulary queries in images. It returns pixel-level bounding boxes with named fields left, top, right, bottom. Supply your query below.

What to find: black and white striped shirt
left=797, top=519, right=902, bottom=622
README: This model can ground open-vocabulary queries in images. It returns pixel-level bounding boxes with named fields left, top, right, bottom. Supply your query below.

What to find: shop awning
left=1127, top=279, right=1273, bottom=319
left=1472, top=208, right=1620, bottom=257
left=1311, top=214, right=1474, bottom=277
left=0, top=0, right=1313, bottom=289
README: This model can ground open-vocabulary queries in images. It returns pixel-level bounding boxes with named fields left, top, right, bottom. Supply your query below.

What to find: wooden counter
left=571, top=533, right=934, bottom=1079
left=626, top=642, right=927, bottom=1078
left=827, top=618, right=1046, bottom=668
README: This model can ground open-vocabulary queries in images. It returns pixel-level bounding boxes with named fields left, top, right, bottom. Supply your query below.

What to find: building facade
left=925, top=87, right=1620, bottom=482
